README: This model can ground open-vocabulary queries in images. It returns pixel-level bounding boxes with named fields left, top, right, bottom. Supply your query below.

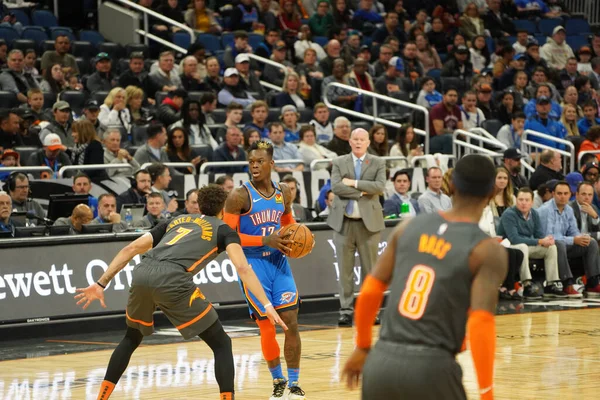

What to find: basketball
left=279, top=223, right=315, bottom=259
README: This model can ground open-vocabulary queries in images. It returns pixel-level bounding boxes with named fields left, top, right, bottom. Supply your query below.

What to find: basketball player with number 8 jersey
left=342, top=154, right=509, bottom=400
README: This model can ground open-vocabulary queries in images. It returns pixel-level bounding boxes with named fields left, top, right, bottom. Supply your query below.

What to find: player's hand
left=263, top=230, right=294, bottom=254
left=342, top=347, right=370, bottom=390
left=265, top=304, right=288, bottom=330
left=74, top=283, right=107, bottom=310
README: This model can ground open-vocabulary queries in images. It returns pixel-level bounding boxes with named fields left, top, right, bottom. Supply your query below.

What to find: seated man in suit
left=571, top=182, right=600, bottom=241
left=53, top=204, right=94, bottom=234
left=384, top=170, right=419, bottom=217
left=133, top=192, right=166, bottom=229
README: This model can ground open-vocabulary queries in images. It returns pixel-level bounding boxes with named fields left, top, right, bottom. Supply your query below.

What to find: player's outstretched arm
left=468, top=239, right=508, bottom=400
left=74, top=233, right=154, bottom=310
left=226, top=242, right=288, bottom=330
left=342, top=220, right=409, bottom=390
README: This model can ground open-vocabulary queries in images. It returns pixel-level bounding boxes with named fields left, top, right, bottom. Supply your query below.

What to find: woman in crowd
left=389, top=124, right=422, bottom=167
left=297, top=124, right=337, bottom=170
left=368, top=124, right=389, bottom=157
left=332, top=0, right=351, bottom=30
left=243, top=128, right=261, bottom=153
left=125, top=85, right=150, bottom=126
left=23, top=49, right=39, bottom=78
left=274, top=72, right=306, bottom=110
left=281, top=105, right=301, bottom=142
left=579, top=126, right=600, bottom=162
left=279, top=0, right=302, bottom=38
left=490, top=167, right=515, bottom=218
left=39, top=64, right=68, bottom=97
left=416, top=77, right=443, bottom=109
left=561, top=86, right=584, bottom=118
left=412, top=9, right=432, bottom=33
left=157, top=0, right=185, bottom=26
left=184, top=0, right=221, bottom=34
left=427, top=17, right=450, bottom=55
left=165, top=126, right=202, bottom=174
left=415, top=34, right=442, bottom=74
left=70, top=119, right=106, bottom=180
left=497, top=90, right=517, bottom=125
left=560, top=103, right=581, bottom=137
left=459, top=2, right=485, bottom=42
left=507, top=70, right=530, bottom=106
left=469, top=35, right=490, bottom=72
left=99, top=87, right=132, bottom=134
left=295, top=25, right=327, bottom=62
left=171, top=99, right=218, bottom=149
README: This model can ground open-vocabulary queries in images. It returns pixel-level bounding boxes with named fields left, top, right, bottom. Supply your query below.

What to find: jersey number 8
left=398, top=265, right=436, bottom=320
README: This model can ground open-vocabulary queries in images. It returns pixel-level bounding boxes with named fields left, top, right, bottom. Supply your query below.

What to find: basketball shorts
left=239, top=252, right=300, bottom=320
left=126, top=259, right=218, bottom=340
left=362, top=340, right=466, bottom=400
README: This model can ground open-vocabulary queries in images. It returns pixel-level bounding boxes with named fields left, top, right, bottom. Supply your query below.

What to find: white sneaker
left=287, top=383, right=306, bottom=400
left=269, top=379, right=287, bottom=400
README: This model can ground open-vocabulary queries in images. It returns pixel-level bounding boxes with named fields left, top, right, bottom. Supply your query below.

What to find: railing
left=140, top=162, right=196, bottom=174
left=323, top=82, right=430, bottom=154
left=453, top=129, right=506, bottom=159
left=0, top=166, right=54, bottom=175
left=58, top=164, right=135, bottom=178
left=564, top=0, right=600, bottom=24
left=410, top=155, right=456, bottom=168
left=107, top=0, right=194, bottom=52
left=521, top=130, right=575, bottom=174
left=247, top=54, right=285, bottom=92
left=309, top=156, right=409, bottom=171
left=578, top=150, right=600, bottom=165
left=200, top=159, right=304, bottom=174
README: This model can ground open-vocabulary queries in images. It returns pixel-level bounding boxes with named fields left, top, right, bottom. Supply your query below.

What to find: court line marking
left=46, top=339, right=121, bottom=346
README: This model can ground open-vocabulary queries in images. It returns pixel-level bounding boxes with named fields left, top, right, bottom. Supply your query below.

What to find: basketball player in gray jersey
left=342, top=154, right=508, bottom=400
left=75, top=185, right=286, bottom=400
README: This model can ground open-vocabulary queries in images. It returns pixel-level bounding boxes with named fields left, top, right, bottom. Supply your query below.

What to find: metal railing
left=200, top=159, right=304, bottom=174
left=578, top=150, right=600, bottom=165
left=521, top=130, right=575, bottom=174
left=247, top=54, right=285, bottom=91
left=564, top=0, right=600, bottom=24
left=0, top=166, right=53, bottom=175
left=107, top=0, right=195, bottom=50
left=323, top=82, right=430, bottom=154
left=410, top=155, right=456, bottom=168
left=140, top=162, right=196, bottom=174
left=309, top=156, right=409, bottom=171
left=58, top=164, right=135, bottom=178
left=453, top=129, right=506, bottom=160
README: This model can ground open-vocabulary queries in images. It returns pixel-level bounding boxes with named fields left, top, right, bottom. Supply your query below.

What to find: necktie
left=345, top=158, right=362, bottom=215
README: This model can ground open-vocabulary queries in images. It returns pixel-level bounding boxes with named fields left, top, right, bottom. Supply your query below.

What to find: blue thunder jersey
left=239, top=181, right=286, bottom=258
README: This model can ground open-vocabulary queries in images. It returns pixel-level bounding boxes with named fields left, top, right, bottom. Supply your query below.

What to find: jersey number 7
left=398, top=265, right=436, bottom=320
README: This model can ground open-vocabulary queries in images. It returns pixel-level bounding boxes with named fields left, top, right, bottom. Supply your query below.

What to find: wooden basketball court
left=2, top=306, right=600, bottom=399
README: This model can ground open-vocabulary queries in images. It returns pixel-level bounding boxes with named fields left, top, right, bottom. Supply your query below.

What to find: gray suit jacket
left=570, top=200, right=600, bottom=239
left=133, top=144, right=182, bottom=176
left=327, top=153, right=386, bottom=233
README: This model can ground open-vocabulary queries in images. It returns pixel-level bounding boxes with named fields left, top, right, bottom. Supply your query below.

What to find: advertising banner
left=0, top=227, right=395, bottom=324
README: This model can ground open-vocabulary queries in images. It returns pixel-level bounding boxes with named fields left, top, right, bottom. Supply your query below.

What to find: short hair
left=578, top=181, right=594, bottom=193
left=251, top=100, right=269, bottom=113
left=517, top=187, right=534, bottom=199
left=73, top=172, right=91, bottom=184
left=27, top=88, right=43, bottom=98
left=443, top=87, right=458, bottom=95
left=268, top=121, right=283, bottom=132
left=200, top=92, right=216, bottom=106
left=147, top=162, right=168, bottom=182
left=226, top=102, right=244, bottom=113
left=452, top=154, right=497, bottom=198
left=197, top=184, right=228, bottom=216
left=333, top=116, right=350, bottom=128
left=462, top=90, right=477, bottom=99
left=134, top=169, right=150, bottom=180
left=159, top=50, right=174, bottom=59
left=248, top=140, right=274, bottom=158
left=427, top=166, right=442, bottom=177
left=582, top=101, right=597, bottom=111
left=313, top=102, right=327, bottom=112
left=540, top=150, right=556, bottom=164
left=185, top=188, right=198, bottom=200
left=146, top=123, right=165, bottom=139
left=147, top=192, right=164, bottom=201
left=54, top=34, right=69, bottom=42
left=587, top=126, right=600, bottom=142
left=0, top=109, right=17, bottom=124
left=98, top=193, right=116, bottom=204
left=129, top=51, right=144, bottom=61
left=282, top=174, right=298, bottom=185
left=392, top=169, right=411, bottom=182
left=512, top=111, right=526, bottom=120
left=554, top=180, right=571, bottom=192
left=215, top=175, right=233, bottom=185
left=299, top=124, right=316, bottom=140
left=8, top=49, right=23, bottom=58
left=233, top=30, right=248, bottom=39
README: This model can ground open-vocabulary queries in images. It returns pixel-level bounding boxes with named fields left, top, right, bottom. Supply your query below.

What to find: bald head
left=0, top=191, right=11, bottom=223
left=71, top=204, right=94, bottom=232
left=350, top=128, right=370, bottom=157
left=327, top=40, right=341, bottom=57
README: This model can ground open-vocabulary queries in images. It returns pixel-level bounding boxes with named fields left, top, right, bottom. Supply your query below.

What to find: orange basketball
left=279, top=223, right=315, bottom=259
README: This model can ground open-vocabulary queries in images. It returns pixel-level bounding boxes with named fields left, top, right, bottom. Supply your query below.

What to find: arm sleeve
left=149, top=220, right=169, bottom=247
left=217, top=224, right=241, bottom=252
left=467, top=310, right=496, bottom=400
left=355, top=275, right=388, bottom=349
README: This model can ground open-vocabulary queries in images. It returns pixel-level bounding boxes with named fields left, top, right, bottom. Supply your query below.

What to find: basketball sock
left=102, top=327, right=143, bottom=387
left=256, top=318, right=281, bottom=364
left=96, top=380, right=115, bottom=400
left=199, top=320, right=235, bottom=394
left=287, top=368, right=299, bottom=387
left=269, top=364, right=285, bottom=380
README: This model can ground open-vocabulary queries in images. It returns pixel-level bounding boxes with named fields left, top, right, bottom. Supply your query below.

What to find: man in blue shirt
left=0, top=191, right=23, bottom=235
left=524, top=96, right=567, bottom=150
left=269, top=122, right=304, bottom=173
left=538, top=181, right=600, bottom=297
left=578, top=102, right=600, bottom=137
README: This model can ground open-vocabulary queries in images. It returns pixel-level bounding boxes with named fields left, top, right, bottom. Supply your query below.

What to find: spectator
left=215, top=102, right=243, bottom=143
left=322, top=59, right=357, bottom=110
left=172, top=188, right=200, bottom=216
left=42, top=102, right=74, bottom=144
left=558, top=57, right=580, bottom=91
left=179, top=56, right=203, bottom=92
left=368, top=124, right=389, bottom=156
left=0, top=191, right=23, bottom=234
left=538, top=181, right=600, bottom=297
left=524, top=95, right=567, bottom=150
left=413, top=35, right=441, bottom=75
left=296, top=49, right=325, bottom=95
left=561, top=103, right=580, bottom=137
left=529, top=149, right=564, bottom=190
left=281, top=174, right=310, bottom=221
left=156, top=0, right=184, bottom=25
left=493, top=46, right=515, bottom=79
left=71, top=172, right=92, bottom=195
left=341, top=33, right=361, bottom=65
left=171, top=99, right=217, bottom=149
left=184, top=0, right=221, bottom=33
left=0, top=110, right=23, bottom=150
left=0, top=50, right=39, bottom=104
left=134, top=192, right=167, bottom=228
left=118, top=52, right=151, bottom=95
left=389, top=124, right=423, bottom=166
left=352, top=0, right=384, bottom=33
left=412, top=9, right=432, bottom=33
left=264, top=41, right=295, bottom=87
left=371, top=44, right=394, bottom=79
left=309, top=102, right=334, bottom=143
left=525, top=83, right=562, bottom=119
left=243, top=128, right=261, bottom=153
left=501, top=148, right=528, bottom=192
left=460, top=90, right=486, bottom=130
left=316, top=189, right=335, bottom=219
left=134, top=123, right=171, bottom=165
left=372, top=11, right=406, bottom=47
left=497, top=111, right=526, bottom=148
left=579, top=126, right=600, bottom=163
left=269, top=121, right=304, bottom=172
left=256, top=29, right=280, bottom=60
left=224, top=31, right=253, bottom=68
left=202, top=56, right=223, bottom=93
left=418, top=166, right=452, bottom=213
left=593, top=33, right=600, bottom=59
left=578, top=102, right=600, bottom=137
left=332, top=0, right=351, bottom=29
left=589, top=56, right=600, bottom=90
left=561, top=84, right=582, bottom=117
left=6, top=173, right=45, bottom=216
left=326, top=116, right=352, bottom=156
left=70, top=120, right=107, bottom=181
left=534, top=181, right=555, bottom=208
left=39, top=63, right=69, bottom=97
left=566, top=171, right=584, bottom=200
left=28, top=133, right=72, bottom=179
left=244, top=101, right=270, bottom=138
left=278, top=0, right=303, bottom=37
left=515, top=0, right=561, bottom=18
left=40, top=35, right=79, bottom=76
left=213, top=126, right=246, bottom=174
left=125, top=86, right=151, bottom=128
left=402, top=41, right=425, bottom=79
left=199, top=92, right=217, bottom=125
left=98, top=87, right=132, bottom=134
left=156, top=89, right=186, bottom=127
left=235, top=54, right=265, bottom=100
left=53, top=204, right=94, bottom=234
left=24, top=88, right=45, bottom=122
left=297, top=124, right=337, bottom=169
left=320, top=39, right=342, bottom=77
left=427, top=17, right=450, bottom=55
left=78, top=100, right=105, bottom=137
left=215, top=175, right=235, bottom=194
left=103, top=128, right=140, bottom=178
left=441, top=45, right=474, bottom=81
left=415, top=77, right=442, bottom=110
left=86, top=53, right=116, bottom=93
left=525, top=42, right=550, bottom=77
left=496, top=90, right=517, bottom=124
left=489, top=166, right=515, bottom=218
left=165, top=127, right=202, bottom=174
left=257, top=0, right=278, bottom=31
left=575, top=76, right=595, bottom=107
left=309, top=1, right=334, bottom=37
left=429, top=87, right=462, bottom=154
left=148, top=51, right=182, bottom=94
left=179, top=42, right=208, bottom=82
left=147, top=162, right=178, bottom=213
left=116, top=169, right=151, bottom=211
left=540, top=26, right=574, bottom=71
left=374, top=56, right=404, bottom=98
left=483, top=0, right=515, bottom=38
left=275, top=71, right=307, bottom=110
left=459, top=2, right=485, bottom=42
left=92, top=193, right=128, bottom=232
left=497, top=187, right=564, bottom=297
left=571, top=182, right=600, bottom=241
left=512, top=30, right=529, bottom=54
left=217, top=68, right=256, bottom=108
left=384, top=170, right=419, bottom=217
left=0, top=150, right=19, bottom=181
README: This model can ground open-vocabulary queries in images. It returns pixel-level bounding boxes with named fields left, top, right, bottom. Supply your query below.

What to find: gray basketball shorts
left=362, top=340, right=466, bottom=400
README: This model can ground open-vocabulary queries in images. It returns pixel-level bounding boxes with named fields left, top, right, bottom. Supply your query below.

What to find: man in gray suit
left=571, top=181, right=600, bottom=240
left=327, top=128, right=386, bottom=327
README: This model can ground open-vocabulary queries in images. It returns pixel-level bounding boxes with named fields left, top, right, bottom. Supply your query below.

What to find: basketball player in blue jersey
left=224, top=140, right=306, bottom=400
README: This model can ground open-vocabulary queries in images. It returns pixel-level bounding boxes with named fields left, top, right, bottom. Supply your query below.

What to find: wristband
left=96, top=281, right=106, bottom=289
left=263, top=302, right=273, bottom=309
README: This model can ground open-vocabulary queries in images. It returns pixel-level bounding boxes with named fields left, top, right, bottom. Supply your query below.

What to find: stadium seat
left=207, top=124, right=225, bottom=139
left=49, top=27, right=76, bottom=42
left=567, top=35, right=589, bottom=51
left=21, top=27, right=49, bottom=46
left=173, top=31, right=191, bottom=51
left=59, top=91, right=88, bottom=114
left=513, top=20, right=537, bottom=34
left=125, top=43, right=149, bottom=58
left=11, top=39, right=37, bottom=54
left=300, top=108, right=313, bottom=123
left=481, top=119, right=504, bottom=137
left=426, top=69, right=441, bottom=80
left=92, top=91, right=109, bottom=105
left=242, top=110, right=252, bottom=124
left=249, top=33, right=264, bottom=50
left=268, top=108, right=281, bottom=122
left=32, top=10, right=59, bottom=28
left=43, top=91, right=57, bottom=109
left=75, top=57, right=90, bottom=75
left=507, top=36, right=517, bottom=45
left=313, top=36, right=328, bottom=47
left=0, top=26, right=19, bottom=45
left=0, top=91, right=18, bottom=109
left=441, top=77, right=466, bottom=93
left=132, top=125, right=149, bottom=145
left=565, top=18, right=591, bottom=36
left=534, top=35, right=547, bottom=45
left=212, top=109, right=226, bottom=123
left=191, top=144, right=214, bottom=161
left=538, top=19, right=562, bottom=36
left=117, top=59, right=130, bottom=75
left=155, top=91, right=168, bottom=105
left=198, top=34, right=222, bottom=54
left=11, top=9, right=30, bottom=26
left=79, top=30, right=105, bottom=47
left=14, top=147, right=40, bottom=165
left=485, top=37, right=495, bottom=54
left=188, top=91, right=210, bottom=103
left=72, top=41, right=95, bottom=59
left=98, top=42, right=124, bottom=60
left=221, top=32, right=235, bottom=50
left=41, top=40, right=55, bottom=53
